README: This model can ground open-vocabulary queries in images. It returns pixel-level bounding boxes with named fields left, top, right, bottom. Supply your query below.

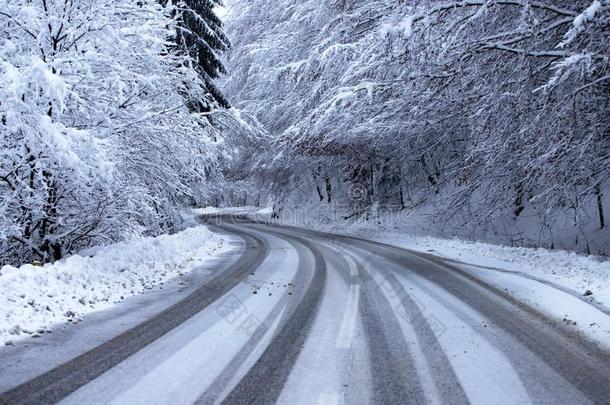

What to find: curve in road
left=1, top=216, right=610, bottom=405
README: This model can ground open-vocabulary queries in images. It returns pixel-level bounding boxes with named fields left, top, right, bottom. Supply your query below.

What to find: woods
left=1, top=0, right=608, bottom=264
left=0, top=0, right=228, bottom=265
left=220, top=0, right=610, bottom=254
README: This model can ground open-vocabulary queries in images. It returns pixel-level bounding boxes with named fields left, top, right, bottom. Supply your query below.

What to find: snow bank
left=370, top=233, right=610, bottom=309
left=356, top=229, right=610, bottom=349
left=0, top=225, right=227, bottom=346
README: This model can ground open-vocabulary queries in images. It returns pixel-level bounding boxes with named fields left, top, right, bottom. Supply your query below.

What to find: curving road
left=1, top=216, right=610, bottom=405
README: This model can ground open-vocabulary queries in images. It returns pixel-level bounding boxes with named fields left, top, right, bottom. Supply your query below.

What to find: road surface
left=1, top=216, right=610, bottom=404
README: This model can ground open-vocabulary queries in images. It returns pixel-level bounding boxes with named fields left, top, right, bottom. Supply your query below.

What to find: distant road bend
left=1, top=215, right=610, bottom=405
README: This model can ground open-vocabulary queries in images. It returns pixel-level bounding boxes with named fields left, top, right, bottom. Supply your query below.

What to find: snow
left=0, top=225, right=228, bottom=346
left=536, top=53, right=593, bottom=92
left=320, top=43, right=357, bottom=60
left=214, top=4, right=232, bottom=20
left=398, top=276, right=534, bottom=404
left=58, top=228, right=299, bottom=404
left=277, top=248, right=367, bottom=405
left=465, top=269, right=610, bottom=350
left=193, top=206, right=273, bottom=219
left=381, top=15, right=414, bottom=37
left=1, top=0, right=226, bottom=267
left=329, top=83, right=375, bottom=108
left=30, top=57, right=68, bottom=107
left=559, top=0, right=602, bottom=47
left=575, top=1, right=602, bottom=28
left=220, top=0, right=610, bottom=258
left=370, top=233, right=610, bottom=309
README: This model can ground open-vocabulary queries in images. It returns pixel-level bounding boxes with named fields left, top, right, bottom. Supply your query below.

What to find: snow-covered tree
left=0, top=0, right=219, bottom=265
left=174, top=0, right=232, bottom=109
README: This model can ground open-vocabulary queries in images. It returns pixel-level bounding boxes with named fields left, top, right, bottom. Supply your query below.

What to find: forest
left=1, top=0, right=609, bottom=265
left=219, top=0, right=610, bottom=255
left=0, top=0, right=239, bottom=265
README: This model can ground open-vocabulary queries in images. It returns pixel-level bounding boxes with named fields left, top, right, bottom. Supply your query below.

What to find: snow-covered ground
left=0, top=225, right=228, bottom=346
left=201, top=206, right=610, bottom=348
left=193, top=206, right=273, bottom=218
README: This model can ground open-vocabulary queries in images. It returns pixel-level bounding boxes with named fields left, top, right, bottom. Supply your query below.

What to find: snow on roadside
left=368, top=233, right=610, bottom=309
left=0, top=225, right=228, bottom=346
left=193, top=206, right=273, bottom=218
left=358, top=231, right=610, bottom=349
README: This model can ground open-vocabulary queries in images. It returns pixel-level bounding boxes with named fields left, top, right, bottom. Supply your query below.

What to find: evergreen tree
left=176, top=0, right=232, bottom=109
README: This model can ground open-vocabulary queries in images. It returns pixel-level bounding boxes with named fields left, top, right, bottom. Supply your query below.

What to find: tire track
left=348, top=237, right=610, bottom=404
left=219, top=227, right=327, bottom=405
left=260, top=227, right=431, bottom=404
left=254, top=220, right=610, bottom=403
left=345, top=245, right=469, bottom=405
left=195, top=224, right=314, bottom=404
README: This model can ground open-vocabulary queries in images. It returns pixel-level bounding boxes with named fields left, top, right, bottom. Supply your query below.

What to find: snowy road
left=1, top=216, right=610, bottom=404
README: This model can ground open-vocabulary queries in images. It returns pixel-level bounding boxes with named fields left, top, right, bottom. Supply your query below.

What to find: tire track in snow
left=195, top=224, right=316, bottom=404
left=219, top=228, right=327, bottom=405
left=346, top=244, right=469, bottom=405
left=356, top=238, right=610, bottom=404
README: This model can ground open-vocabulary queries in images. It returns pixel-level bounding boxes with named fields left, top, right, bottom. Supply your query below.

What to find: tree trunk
left=316, top=185, right=324, bottom=201
left=514, top=181, right=525, bottom=218
left=313, top=171, right=324, bottom=201
left=369, top=160, right=374, bottom=204
left=596, top=184, right=605, bottom=230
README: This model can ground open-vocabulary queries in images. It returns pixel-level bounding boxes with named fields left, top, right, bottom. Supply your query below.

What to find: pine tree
left=176, top=0, right=232, bottom=109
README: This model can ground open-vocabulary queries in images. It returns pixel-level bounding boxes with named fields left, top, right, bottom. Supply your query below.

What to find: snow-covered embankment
left=0, top=226, right=227, bottom=346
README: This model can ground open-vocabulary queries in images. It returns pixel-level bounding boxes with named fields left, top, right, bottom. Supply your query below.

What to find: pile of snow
left=0, top=225, right=227, bottom=346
